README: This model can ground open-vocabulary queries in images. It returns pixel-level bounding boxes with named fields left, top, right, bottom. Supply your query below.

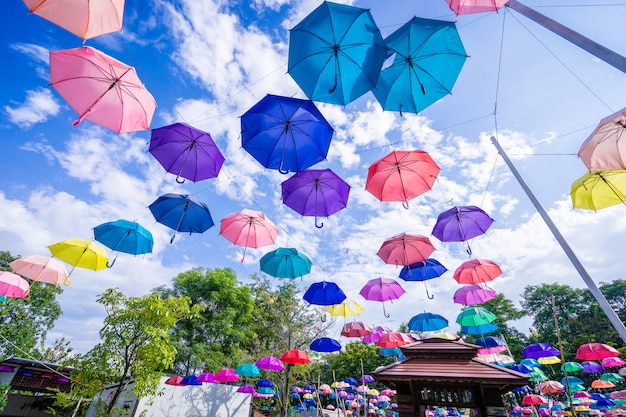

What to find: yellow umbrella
left=538, top=356, right=562, bottom=365
left=326, top=299, right=364, bottom=317
left=571, top=170, right=626, bottom=210
left=48, top=238, right=109, bottom=281
left=426, top=332, right=459, bottom=340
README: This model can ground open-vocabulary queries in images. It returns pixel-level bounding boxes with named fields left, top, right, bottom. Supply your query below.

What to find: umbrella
left=49, top=46, right=156, bottom=133
left=241, top=95, right=333, bottom=174
left=475, top=336, right=507, bottom=353
left=149, top=194, right=214, bottom=243
left=303, top=281, right=347, bottom=306
left=432, top=205, right=494, bottom=255
left=562, top=362, right=585, bottom=373
left=219, top=209, right=278, bottom=261
left=522, top=343, right=561, bottom=359
left=0, top=272, right=30, bottom=299
left=461, top=322, right=499, bottom=335
left=578, top=107, right=626, bottom=172
left=445, top=0, right=508, bottom=15
left=600, top=373, right=624, bottom=382
left=234, top=364, right=261, bottom=378
left=280, top=349, right=310, bottom=365
left=255, top=356, right=285, bottom=371
left=310, top=337, right=342, bottom=353
left=365, top=150, right=440, bottom=208
left=573, top=170, right=626, bottom=210
left=180, top=375, right=202, bottom=386
left=592, top=380, right=615, bottom=389
left=398, top=259, right=446, bottom=299
left=213, top=368, right=239, bottom=383
left=453, top=259, right=502, bottom=285
left=256, top=379, right=274, bottom=388
left=377, top=332, right=415, bottom=348
left=196, top=372, right=215, bottom=383
left=562, top=376, right=585, bottom=386
left=260, top=247, right=312, bottom=279
left=164, top=376, right=183, bottom=386
left=48, top=238, right=109, bottom=278
left=603, top=357, right=626, bottom=368
left=9, top=255, right=68, bottom=285
left=326, top=299, right=364, bottom=317
left=538, top=356, right=561, bottom=365
left=577, top=343, right=621, bottom=360
left=23, top=0, right=125, bottom=40
left=237, top=385, right=255, bottom=394
left=360, top=375, right=374, bottom=383
left=373, top=16, right=467, bottom=115
left=523, top=394, right=549, bottom=406
left=377, top=233, right=436, bottom=266
left=453, top=284, right=496, bottom=306
left=582, top=361, right=604, bottom=373
left=512, top=364, right=535, bottom=374
left=407, top=312, right=448, bottom=332
left=281, top=169, right=350, bottom=228
left=379, top=347, right=402, bottom=357
left=149, top=122, right=225, bottom=183
left=359, top=277, right=406, bottom=317
left=287, top=1, right=387, bottom=105
left=93, top=219, right=153, bottom=267
left=456, top=307, right=497, bottom=327
left=363, top=331, right=384, bottom=344
left=538, top=381, right=565, bottom=394
left=341, top=321, right=373, bottom=338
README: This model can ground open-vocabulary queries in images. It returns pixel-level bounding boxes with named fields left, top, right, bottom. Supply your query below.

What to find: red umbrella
left=219, top=209, right=278, bottom=262
left=453, top=259, right=502, bottom=285
left=377, top=332, right=416, bottom=348
left=522, top=394, right=548, bottom=406
left=341, top=321, right=373, bottom=338
left=280, top=349, right=310, bottom=365
left=164, top=375, right=184, bottom=386
left=445, top=0, right=508, bottom=15
left=377, top=233, right=436, bottom=266
left=213, top=368, right=239, bottom=383
left=365, top=150, right=440, bottom=209
left=577, top=343, right=621, bottom=360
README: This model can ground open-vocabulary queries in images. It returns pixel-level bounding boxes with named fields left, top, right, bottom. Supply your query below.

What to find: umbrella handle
left=424, top=282, right=434, bottom=300
left=465, top=242, right=472, bottom=256
left=170, top=234, right=176, bottom=244
left=321, top=313, right=327, bottom=322
left=402, top=200, right=409, bottom=210
left=106, top=257, right=117, bottom=268
left=63, top=276, right=72, bottom=286
left=383, top=303, right=390, bottom=318
left=278, top=167, right=290, bottom=175
left=175, top=175, right=186, bottom=184
left=315, top=217, right=324, bottom=228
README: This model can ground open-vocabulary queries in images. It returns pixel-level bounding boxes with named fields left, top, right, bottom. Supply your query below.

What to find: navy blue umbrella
left=256, top=378, right=274, bottom=388
left=310, top=337, right=341, bottom=353
left=180, top=375, right=202, bottom=386
left=399, top=258, right=447, bottom=299
left=407, top=312, right=448, bottom=332
left=511, top=364, right=534, bottom=374
left=303, top=281, right=346, bottom=306
left=475, top=336, right=506, bottom=349
left=149, top=193, right=214, bottom=243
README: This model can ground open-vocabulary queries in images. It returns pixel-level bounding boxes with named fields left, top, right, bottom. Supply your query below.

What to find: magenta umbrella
left=445, top=0, right=508, bottom=15
left=255, top=356, right=285, bottom=371
left=219, top=209, right=278, bottom=262
left=359, top=278, right=406, bottom=318
left=213, top=368, right=239, bottom=383
left=377, top=233, right=436, bottom=266
left=49, top=46, right=156, bottom=133
left=0, top=272, right=30, bottom=299
left=453, top=284, right=496, bottom=306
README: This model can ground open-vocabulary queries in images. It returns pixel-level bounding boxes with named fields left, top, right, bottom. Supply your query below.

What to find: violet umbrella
left=237, top=385, right=256, bottom=394
left=581, top=361, right=604, bottom=373
left=50, top=46, right=156, bottom=133
left=453, top=259, right=503, bottom=285
left=453, top=284, right=496, bottom=306
left=522, top=343, right=561, bottom=359
left=377, top=233, right=436, bottom=267
left=281, top=169, right=350, bottom=228
left=359, top=277, right=406, bottom=318
left=149, top=122, right=225, bottom=183
left=255, top=356, right=285, bottom=372
left=219, top=209, right=278, bottom=262
left=432, top=205, right=494, bottom=255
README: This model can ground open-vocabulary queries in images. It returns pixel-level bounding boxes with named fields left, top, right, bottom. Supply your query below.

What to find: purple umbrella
left=149, top=122, right=225, bottom=183
left=237, top=384, right=256, bottom=394
left=255, top=356, right=285, bottom=371
left=359, top=277, right=406, bottom=318
left=432, top=205, right=494, bottom=255
left=453, top=284, right=496, bottom=306
left=360, top=375, right=375, bottom=383
left=582, top=361, right=605, bottom=373
left=522, top=343, right=561, bottom=359
left=281, top=169, right=350, bottom=228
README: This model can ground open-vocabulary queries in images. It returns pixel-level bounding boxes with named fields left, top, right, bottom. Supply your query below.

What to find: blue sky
left=2, top=0, right=626, bottom=354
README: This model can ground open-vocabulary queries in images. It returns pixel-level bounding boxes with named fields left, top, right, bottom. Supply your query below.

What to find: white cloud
left=4, top=88, right=61, bottom=129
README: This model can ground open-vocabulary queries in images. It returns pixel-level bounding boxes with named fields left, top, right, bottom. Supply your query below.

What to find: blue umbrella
left=460, top=322, right=499, bottom=335
left=520, top=358, right=541, bottom=368
left=180, top=375, right=202, bottom=386
left=344, top=377, right=358, bottom=386
left=310, top=337, right=341, bottom=352
left=475, top=336, right=506, bottom=349
left=288, top=1, right=387, bottom=105
left=256, top=378, right=274, bottom=388
left=148, top=193, right=214, bottom=243
left=260, top=247, right=312, bottom=279
left=235, top=363, right=261, bottom=378
left=407, top=312, right=448, bottom=332
left=379, top=347, right=402, bottom=357
left=373, top=16, right=467, bottom=115
left=590, top=399, right=616, bottom=410
left=561, top=376, right=584, bottom=386
left=399, top=259, right=447, bottom=299
left=241, top=94, right=333, bottom=174
left=93, top=219, right=153, bottom=267
left=303, top=281, right=347, bottom=306
left=511, top=364, right=534, bottom=374
left=512, top=385, right=533, bottom=393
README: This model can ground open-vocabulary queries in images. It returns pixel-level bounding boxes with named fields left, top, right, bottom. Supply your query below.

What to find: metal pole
left=490, top=136, right=626, bottom=343
left=506, top=0, right=626, bottom=74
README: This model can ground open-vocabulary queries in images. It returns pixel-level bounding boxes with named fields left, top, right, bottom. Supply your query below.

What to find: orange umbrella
left=591, top=379, right=615, bottom=389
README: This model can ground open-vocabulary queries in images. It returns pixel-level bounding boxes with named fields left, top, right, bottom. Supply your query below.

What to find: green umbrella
left=235, top=363, right=261, bottom=378
left=529, top=368, right=548, bottom=383
left=568, top=384, right=587, bottom=392
left=456, top=307, right=497, bottom=327
left=562, top=362, right=584, bottom=373
left=601, top=372, right=624, bottom=382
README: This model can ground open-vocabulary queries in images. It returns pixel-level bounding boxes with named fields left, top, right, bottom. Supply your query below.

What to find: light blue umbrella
left=407, top=312, right=448, bottom=332
left=94, top=219, right=153, bottom=267
left=235, top=363, right=261, bottom=378
left=460, top=322, right=499, bottom=335
left=260, top=247, right=312, bottom=279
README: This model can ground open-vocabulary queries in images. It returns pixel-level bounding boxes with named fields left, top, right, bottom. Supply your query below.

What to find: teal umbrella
left=260, top=247, right=312, bottom=279
left=235, top=363, right=261, bottom=378
left=601, top=372, right=624, bottom=382
left=562, top=362, right=584, bottom=373
left=456, top=306, right=497, bottom=327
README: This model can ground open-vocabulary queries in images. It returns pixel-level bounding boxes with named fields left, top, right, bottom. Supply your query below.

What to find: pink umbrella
left=0, top=272, right=30, bottom=299
left=603, top=357, right=626, bottom=368
left=23, top=0, right=125, bottom=40
left=377, top=233, right=436, bottom=266
left=213, top=368, right=239, bottom=383
left=9, top=254, right=68, bottom=285
left=578, top=107, right=626, bottom=172
left=577, top=343, right=621, bottom=360
left=219, top=209, right=278, bottom=262
left=255, top=356, right=285, bottom=371
left=444, top=0, right=508, bottom=15
left=377, top=332, right=415, bottom=348
left=453, top=284, right=496, bottom=306
left=453, top=259, right=502, bottom=285
left=49, top=46, right=156, bottom=133
left=359, top=278, right=406, bottom=317
left=363, top=332, right=384, bottom=344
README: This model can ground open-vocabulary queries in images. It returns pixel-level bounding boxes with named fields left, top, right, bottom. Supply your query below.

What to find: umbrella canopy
left=288, top=1, right=387, bottom=105
left=149, top=194, right=214, bottom=243
left=219, top=209, right=278, bottom=261
left=377, top=233, right=436, bottom=266
left=9, top=255, right=68, bottom=285
left=461, top=322, right=499, bottom=335
left=255, top=356, right=284, bottom=371
left=23, top=0, right=125, bottom=40
left=365, top=150, right=440, bottom=208
left=377, top=332, right=415, bottom=348
left=453, top=259, right=502, bottom=285
left=260, top=247, right=312, bottom=279
left=562, top=362, right=584, bottom=373
left=578, top=107, right=626, bottom=172
left=48, top=238, right=109, bottom=276
left=522, top=343, right=561, bottom=359
left=310, top=337, right=342, bottom=353
left=562, top=376, right=584, bottom=386
left=373, top=16, right=467, bottom=115
left=512, top=364, right=535, bottom=374
left=432, top=205, right=494, bottom=254
left=180, top=375, right=202, bottom=386
left=49, top=46, right=156, bottom=133
left=407, top=312, right=448, bottom=332
left=591, top=380, right=615, bottom=389
left=241, top=95, right=333, bottom=173
left=582, top=361, right=604, bottom=373
left=475, top=336, right=507, bottom=349
left=281, top=169, right=350, bottom=228
left=93, top=219, right=153, bottom=267
left=571, top=170, right=626, bottom=210
left=602, top=357, right=626, bottom=368
left=600, top=373, right=624, bottom=382
left=359, top=277, right=406, bottom=317
left=237, top=384, right=255, bottom=394
left=577, top=343, right=621, bottom=360
left=149, top=122, right=225, bottom=183
left=303, top=281, right=347, bottom=306
left=214, top=368, right=239, bottom=383
left=234, top=363, right=261, bottom=378
left=453, top=284, right=496, bottom=306
left=538, top=381, right=565, bottom=394
left=341, top=321, right=373, bottom=338
left=399, top=259, right=447, bottom=281
left=0, top=272, right=30, bottom=299
left=456, top=307, right=497, bottom=327
left=256, top=378, right=274, bottom=388
left=522, top=394, right=549, bottom=406
left=379, top=347, right=403, bottom=357
left=326, top=299, right=364, bottom=317
left=281, top=349, right=310, bottom=365
left=445, top=0, right=508, bottom=15
left=165, top=376, right=183, bottom=386
left=196, top=372, right=215, bottom=383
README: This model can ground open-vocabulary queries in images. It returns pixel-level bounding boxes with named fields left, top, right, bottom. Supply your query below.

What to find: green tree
left=57, top=288, right=203, bottom=417
left=154, top=267, right=255, bottom=373
left=0, top=251, right=63, bottom=358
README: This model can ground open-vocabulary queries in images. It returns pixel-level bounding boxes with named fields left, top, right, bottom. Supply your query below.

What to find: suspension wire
left=0, top=332, right=71, bottom=380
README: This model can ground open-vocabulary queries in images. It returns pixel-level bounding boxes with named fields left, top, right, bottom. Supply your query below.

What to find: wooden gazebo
left=372, top=338, right=529, bottom=417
